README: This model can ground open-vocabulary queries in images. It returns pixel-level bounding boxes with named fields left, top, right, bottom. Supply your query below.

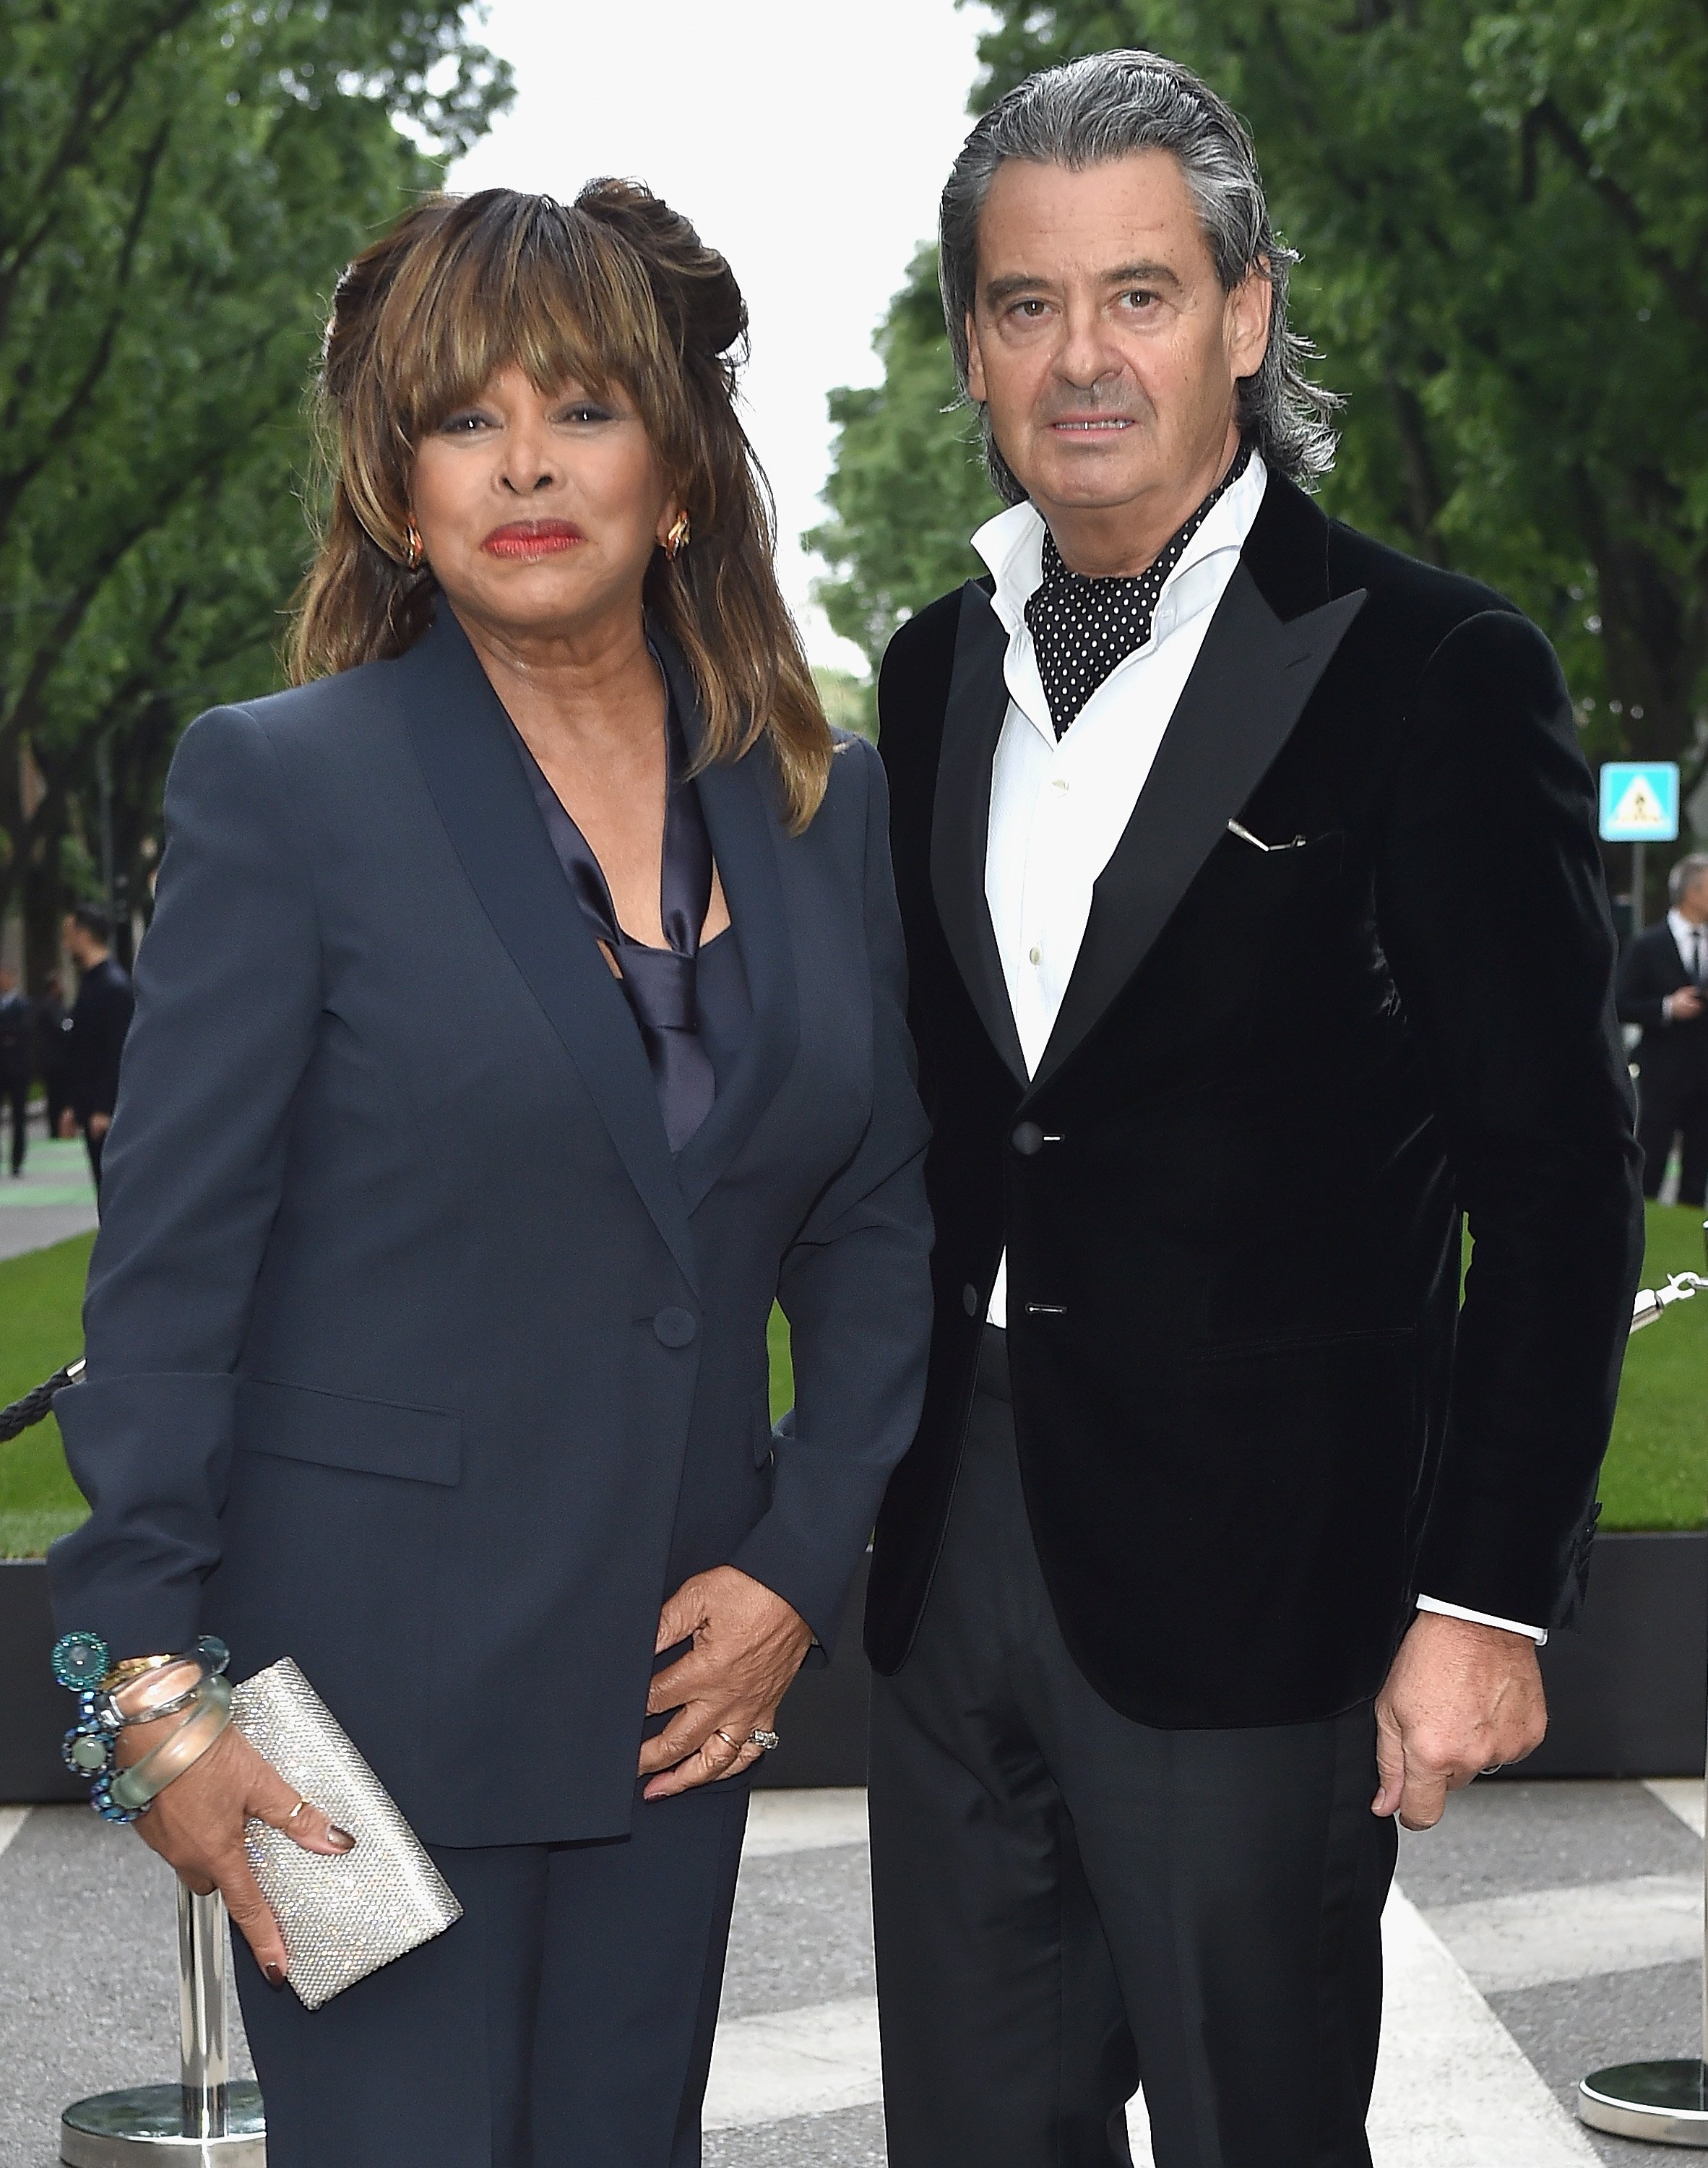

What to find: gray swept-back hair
left=1669, top=854, right=1708, bottom=903
left=941, top=50, right=1340, bottom=501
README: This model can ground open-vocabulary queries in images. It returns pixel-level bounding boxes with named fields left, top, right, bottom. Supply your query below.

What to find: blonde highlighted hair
left=290, top=184, right=833, bottom=830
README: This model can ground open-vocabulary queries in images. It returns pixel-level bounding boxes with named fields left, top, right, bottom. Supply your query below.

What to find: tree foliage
left=814, top=0, right=1708, bottom=799
left=0, top=0, right=511, bottom=983
left=807, top=249, right=998, bottom=674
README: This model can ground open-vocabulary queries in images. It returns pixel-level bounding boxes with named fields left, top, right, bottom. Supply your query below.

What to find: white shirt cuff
left=1416, top=1593, right=1548, bottom=1646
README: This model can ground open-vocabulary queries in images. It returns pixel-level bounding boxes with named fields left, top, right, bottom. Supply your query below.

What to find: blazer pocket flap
left=236, top=1378, right=462, bottom=1486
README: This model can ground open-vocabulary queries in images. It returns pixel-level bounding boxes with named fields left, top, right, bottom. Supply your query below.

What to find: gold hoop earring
left=404, top=521, right=424, bottom=572
left=665, top=511, right=691, bottom=561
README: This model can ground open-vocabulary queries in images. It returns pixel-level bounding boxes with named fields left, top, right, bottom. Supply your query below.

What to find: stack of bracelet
left=51, top=1631, right=233, bottom=1823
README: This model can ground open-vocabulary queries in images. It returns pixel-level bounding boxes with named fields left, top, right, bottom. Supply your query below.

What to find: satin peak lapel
left=931, top=582, right=1028, bottom=1084
left=1032, top=566, right=1367, bottom=1093
left=401, top=613, right=699, bottom=1294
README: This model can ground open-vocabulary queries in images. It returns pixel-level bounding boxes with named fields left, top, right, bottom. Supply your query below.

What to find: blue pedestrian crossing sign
left=1600, top=762, right=1680, bottom=843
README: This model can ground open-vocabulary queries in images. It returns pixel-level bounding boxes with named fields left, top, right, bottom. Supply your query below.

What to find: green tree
left=807, top=249, right=999, bottom=674
left=0, top=0, right=512, bottom=983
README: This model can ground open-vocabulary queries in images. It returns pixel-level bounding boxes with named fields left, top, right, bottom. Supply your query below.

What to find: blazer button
left=1012, top=1122, right=1044, bottom=1156
left=962, top=1283, right=980, bottom=1317
left=653, top=1307, right=698, bottom=1348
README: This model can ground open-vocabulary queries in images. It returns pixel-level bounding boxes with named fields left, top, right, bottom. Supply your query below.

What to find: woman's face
left=410, top=364, right=680, bottom=646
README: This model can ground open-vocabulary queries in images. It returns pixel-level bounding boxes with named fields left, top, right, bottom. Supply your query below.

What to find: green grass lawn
left=0, top=1233, right=94, bottom=1557
left=4, top=1206, right=1704, bottom=1556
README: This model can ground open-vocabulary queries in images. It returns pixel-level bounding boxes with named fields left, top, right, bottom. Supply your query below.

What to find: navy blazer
left=48, top=611, right=933, bottom=1846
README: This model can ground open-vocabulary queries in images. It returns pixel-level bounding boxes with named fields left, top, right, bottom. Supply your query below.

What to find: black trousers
left=1636, top=1060, right=1708, bottom=1205
left=82, top=1119, right=105, bottom=1195
left=234, top=1778, right=750, bottom=2168
left=0, top=1071, right=25, bottom=1174
left=868, top=1328, right=1397, bottom=2168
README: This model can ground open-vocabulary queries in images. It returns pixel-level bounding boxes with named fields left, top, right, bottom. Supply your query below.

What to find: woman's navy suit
left=47, top=610, right=933, bottom=2165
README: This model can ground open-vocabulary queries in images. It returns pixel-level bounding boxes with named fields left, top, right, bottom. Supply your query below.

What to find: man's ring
left=1480, top=1763, right=1504, bottom=1776
left=284, top=1797, right=310, bottom=1824
left=749, top=1729, right=780, bottom=1752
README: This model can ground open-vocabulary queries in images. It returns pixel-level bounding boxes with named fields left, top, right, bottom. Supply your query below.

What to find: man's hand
left=1372, top=1611, right=1546, bottom=1830
left=639, top=1566, right=812, bottom=1801
left=87, top=1112, right=111, bottom=1141
left=56, top=1110, right=76, bottom=1140
left=1668, top=986, right=1704, bottom=1023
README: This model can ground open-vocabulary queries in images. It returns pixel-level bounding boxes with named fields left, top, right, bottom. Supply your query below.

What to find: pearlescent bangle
left=107, top=1674, right=233, bottom=1814
left=52, top=1633, right=233, bottom=1822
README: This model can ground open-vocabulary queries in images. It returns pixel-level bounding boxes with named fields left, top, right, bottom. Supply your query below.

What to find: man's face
left=0, top=968, right=14, bottom=997
left=965, top=150, right=1271, bottom=541
left=1681, top=873, right=1708, bottom=925
left=62, top=916, right=90, bottom=967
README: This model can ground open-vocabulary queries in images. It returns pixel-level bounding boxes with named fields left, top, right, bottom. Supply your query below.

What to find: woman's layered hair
left=290, top=184, right=832, bottom=830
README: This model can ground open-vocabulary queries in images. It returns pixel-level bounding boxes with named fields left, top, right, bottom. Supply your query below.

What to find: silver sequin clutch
left=229, top=1657, right=461, bottom=2009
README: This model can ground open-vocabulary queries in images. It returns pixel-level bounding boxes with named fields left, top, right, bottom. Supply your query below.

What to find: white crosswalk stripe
left=1423, top=1873, right=1702, bottom=1991
left=0, top=1807, right=30, bottom=1864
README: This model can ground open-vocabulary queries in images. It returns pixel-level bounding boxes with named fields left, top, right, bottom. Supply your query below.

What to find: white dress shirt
left=972, top=452, right=1545, bottom=1645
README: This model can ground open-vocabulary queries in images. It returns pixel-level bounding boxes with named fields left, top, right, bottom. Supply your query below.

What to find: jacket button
left=962, top=1283, right=980, bottom=1317
left=1012, top=1122, right=1044, bottom=1156
left=653, top=1307, right=697, bottom=1348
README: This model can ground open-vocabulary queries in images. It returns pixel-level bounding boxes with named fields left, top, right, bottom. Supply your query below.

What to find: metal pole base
left=1580, top=2061, right=1708, bottom=2147
left=60, top=2081, right=265, bottom=2166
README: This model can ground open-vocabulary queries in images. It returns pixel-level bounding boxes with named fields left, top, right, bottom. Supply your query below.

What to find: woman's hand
left=639, top=1567, right=812, bottom=1800
left=123, top=1720, right=353, bottom=1983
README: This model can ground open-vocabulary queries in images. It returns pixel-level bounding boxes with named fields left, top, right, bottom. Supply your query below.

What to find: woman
left=47, top=184, right=932, bottom=2167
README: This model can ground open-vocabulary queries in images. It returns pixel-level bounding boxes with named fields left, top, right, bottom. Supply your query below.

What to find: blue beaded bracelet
left=51, top=1632, right=232, bottom=1823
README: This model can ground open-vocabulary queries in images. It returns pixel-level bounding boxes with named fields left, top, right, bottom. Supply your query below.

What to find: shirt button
left=1028, top=945, right=1041, bottom=965
left=1051, top=776, right=1070, bottom=793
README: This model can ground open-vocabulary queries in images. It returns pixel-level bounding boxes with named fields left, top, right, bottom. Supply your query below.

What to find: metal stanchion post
left=59, top=1882, right=265, bottom=2164
left=1579, top=1244, right=1708, bottom=2145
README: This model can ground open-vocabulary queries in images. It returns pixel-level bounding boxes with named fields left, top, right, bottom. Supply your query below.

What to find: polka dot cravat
left=1025, top=439, right=1254, bottom=740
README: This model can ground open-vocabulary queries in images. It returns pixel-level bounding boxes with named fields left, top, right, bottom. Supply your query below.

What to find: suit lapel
left=400, top=610, right=699, bottom=1294
left=658, top=637, right=801, bottom=1215
left=1031, top=564, right=1366, bottom=1092
left=931, top=582, right=1028, bottom=1084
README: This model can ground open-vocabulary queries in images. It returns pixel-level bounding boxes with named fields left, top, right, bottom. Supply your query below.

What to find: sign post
left=1600, top=762, right=1681, bottom=931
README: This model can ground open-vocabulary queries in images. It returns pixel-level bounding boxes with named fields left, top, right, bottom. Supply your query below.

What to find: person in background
left=62, top=904, right=134, bottom=1195
left=1616, top=851, right=1708, bottom=1206
left=35, top=971, right=72, bottom=1148
left=0, top=965, right=31, bottom=1177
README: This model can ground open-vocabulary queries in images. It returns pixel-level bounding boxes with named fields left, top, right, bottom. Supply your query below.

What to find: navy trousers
left=234, top=1779, right=751, bottom=2168
left=869, top=1328, right=1397, bottom=2168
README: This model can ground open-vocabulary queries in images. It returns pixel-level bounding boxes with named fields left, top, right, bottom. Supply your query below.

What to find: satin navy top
left=509, top=672, right=752, bottom=1154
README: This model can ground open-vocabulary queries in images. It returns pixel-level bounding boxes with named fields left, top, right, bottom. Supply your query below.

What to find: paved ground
left=0, top=1126, right=98, bottom=1264
left=1, top=1780, right=1702, bottom=2167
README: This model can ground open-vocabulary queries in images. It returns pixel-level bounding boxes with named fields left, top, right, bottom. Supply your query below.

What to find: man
left=1616, top=853, right=1708, bottom=1205
left=0, top=966, right=31, bottom=1177
left=62, top=904, right=134, bottom=1195
left=866, top=51, right=1643, bottom=2168
left=34, top=971, right=72, bottom=1147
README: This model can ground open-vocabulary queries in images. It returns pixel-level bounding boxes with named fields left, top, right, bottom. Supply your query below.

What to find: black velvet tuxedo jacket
left=1617, top=924, right=1708, bottom=1087
left=866, top=469, right=1644, bottom=1729
left=48, top=610, right=932, bottom=1846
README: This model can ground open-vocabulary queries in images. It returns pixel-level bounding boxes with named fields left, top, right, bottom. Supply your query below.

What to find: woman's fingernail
left=328, top=1825, right=355, bottom=1851
left=262, top=1961, right=285, bottom=1989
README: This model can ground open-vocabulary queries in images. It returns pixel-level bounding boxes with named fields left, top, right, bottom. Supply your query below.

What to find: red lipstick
left=481, top=519, right=584, bottom=559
